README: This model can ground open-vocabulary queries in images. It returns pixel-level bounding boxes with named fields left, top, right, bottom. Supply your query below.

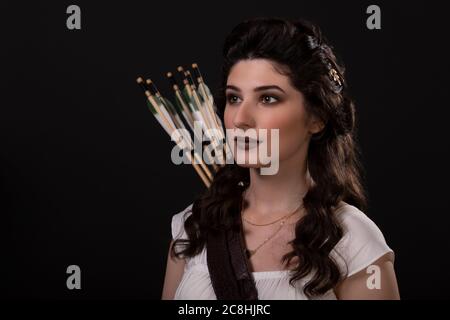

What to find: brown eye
left=227, top=94, right=241, bottom=104
left=261, top=95, right=278, bottom=104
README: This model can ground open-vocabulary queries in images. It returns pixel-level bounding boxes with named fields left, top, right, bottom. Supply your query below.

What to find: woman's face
left=224, top=58, right=323, bottom=169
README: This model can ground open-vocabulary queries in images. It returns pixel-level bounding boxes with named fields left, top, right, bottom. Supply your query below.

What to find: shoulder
left=332, top=202, right=394, bottom=277
left=171, top=203, right=194, bottom=240
left=334, top=202, right=387, bottom=243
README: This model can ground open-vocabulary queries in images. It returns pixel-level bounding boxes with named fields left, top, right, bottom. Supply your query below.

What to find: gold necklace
left=243, top=203, right=303, bottom=226
left=243, top=204, right=302, bottom=258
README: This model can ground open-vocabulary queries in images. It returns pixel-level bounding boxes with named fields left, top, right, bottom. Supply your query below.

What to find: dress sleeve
left=171, top=203, right=194, bottom=240
left=331, top=203, right=394, bottom=278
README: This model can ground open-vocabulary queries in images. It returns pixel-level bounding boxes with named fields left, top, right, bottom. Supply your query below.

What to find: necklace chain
left=243, top=204, right=303, bottom=258
left=242, top=202, right=303, bottom=226
left=241, top=181, right=310, bottom=258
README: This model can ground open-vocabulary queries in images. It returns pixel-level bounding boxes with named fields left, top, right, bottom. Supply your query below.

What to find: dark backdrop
left=1, top=0, right=449, bottom=299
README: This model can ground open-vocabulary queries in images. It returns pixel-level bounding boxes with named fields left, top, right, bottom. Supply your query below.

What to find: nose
left=232, top=101, right=255, bottom=130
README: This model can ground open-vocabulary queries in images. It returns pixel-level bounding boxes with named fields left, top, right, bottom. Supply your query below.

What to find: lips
left=234, top=136, right=260, bottom=144
left=233, top=136, right=261, bottom=151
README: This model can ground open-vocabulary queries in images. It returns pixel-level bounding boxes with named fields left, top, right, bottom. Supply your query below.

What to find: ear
left=308, top=114, right=326, bottom=135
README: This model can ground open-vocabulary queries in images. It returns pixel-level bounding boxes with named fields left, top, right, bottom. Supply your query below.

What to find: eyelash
left=226, top=94, right=280, bottom=105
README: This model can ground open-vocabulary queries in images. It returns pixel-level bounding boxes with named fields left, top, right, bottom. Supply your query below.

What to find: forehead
left=226, top=59, right=292, bottom=90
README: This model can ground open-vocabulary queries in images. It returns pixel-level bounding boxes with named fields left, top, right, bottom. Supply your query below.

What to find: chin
left=235, top=162, right=263, bottom=168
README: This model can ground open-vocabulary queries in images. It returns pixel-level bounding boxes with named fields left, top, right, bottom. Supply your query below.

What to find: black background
left=1, top=0, right=449, bottom=299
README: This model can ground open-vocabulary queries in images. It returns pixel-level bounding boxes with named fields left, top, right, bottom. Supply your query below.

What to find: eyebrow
left=226, top=85, right=286, bottom=94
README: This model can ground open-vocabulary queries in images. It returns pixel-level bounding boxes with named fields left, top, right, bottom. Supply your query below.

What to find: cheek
left=265, top=107, right=310, bottom=157
left=282, top=113, right=309, bottom=140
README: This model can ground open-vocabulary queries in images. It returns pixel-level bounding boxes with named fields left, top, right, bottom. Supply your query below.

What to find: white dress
left=171, top=202, right=393, bottom=300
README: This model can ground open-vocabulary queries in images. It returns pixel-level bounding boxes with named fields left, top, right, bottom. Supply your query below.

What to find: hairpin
left=326, top=63, right=343, bottom=94
left=305, top=35, right=344, bottom=94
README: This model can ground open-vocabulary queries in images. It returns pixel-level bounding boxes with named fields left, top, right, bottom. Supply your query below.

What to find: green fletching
left=153, top=95, right=163, bottom=106
left=194, top=88, right=205, bottom=104
left=155, top=96, right=175, bottom=119
left=146, top=100, right=157, bottom=115
left=182, top=87, right=199, bottom=111
left=163, top=98, right=178, bottom=116
left=153, top=95, right=165, bottom=110
left=174, top=98, right=184, bottom=113
left=198, top=83, right=210, bottom=101
left=199, top=83, right=217, bottom=113
left=181, top=87, right=190, bottom=103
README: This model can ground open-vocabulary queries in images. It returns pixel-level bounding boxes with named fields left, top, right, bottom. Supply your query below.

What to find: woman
left=162, top=17, right=400, bottom=300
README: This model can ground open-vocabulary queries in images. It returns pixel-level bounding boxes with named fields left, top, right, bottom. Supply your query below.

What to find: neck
left=244, top=151, right=310, bottom=217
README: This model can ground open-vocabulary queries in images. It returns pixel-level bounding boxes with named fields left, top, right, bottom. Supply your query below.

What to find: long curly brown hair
left=172, top=17, right=367, bottom=298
